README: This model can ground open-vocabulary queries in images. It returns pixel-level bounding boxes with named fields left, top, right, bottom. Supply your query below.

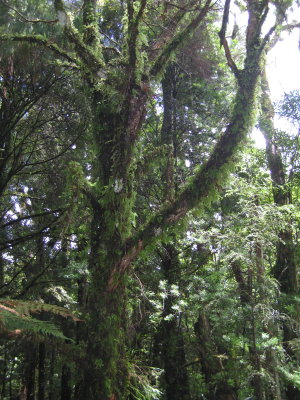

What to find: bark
left=156, top=65, right=190, bottom=399
left=0, top=345, right=7, bottom=398
left=161, top=64, right=176, bottom=202
left=78, top=105, right=139, bottom=399
left=48, top=349, right=55, bottom=400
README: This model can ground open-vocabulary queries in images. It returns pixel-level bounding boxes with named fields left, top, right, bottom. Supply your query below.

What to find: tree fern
left=0, top=299, right=82, bottom=339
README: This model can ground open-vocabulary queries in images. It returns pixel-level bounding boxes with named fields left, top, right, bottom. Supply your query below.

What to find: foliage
left=0, top=299, right=81, bottom=339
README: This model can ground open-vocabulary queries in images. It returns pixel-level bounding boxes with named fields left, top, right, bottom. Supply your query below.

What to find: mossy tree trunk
left=260, top=71, right=297, bottom=294
left=75, top=1, right=270, bottom=396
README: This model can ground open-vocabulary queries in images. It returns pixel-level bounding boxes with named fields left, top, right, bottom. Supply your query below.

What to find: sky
left=267, top=29, right=300, bottom=102
left=253, top=9, right=300, bottom=147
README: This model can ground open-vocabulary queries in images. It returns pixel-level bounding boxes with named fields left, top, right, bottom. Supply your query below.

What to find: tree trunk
left=153, top=244, right=190, bottom=400
left=260, top=70, right=297, bottom=293
left=48, top=349, right=55, bottom=400
left=61, top=365, right=72, bottom=400
left=0, top=344, right=7, bottom=398
left=156, top=65, right=190, bottom=400
left=78, top=90, right=147, bottom=399
left=194, top=311, right=238, bottom=400
left=20, top=346, right=36, bottom=400
left=38, top=343, right=46, bottom=400
left=259, top=69, right=299, bottom=399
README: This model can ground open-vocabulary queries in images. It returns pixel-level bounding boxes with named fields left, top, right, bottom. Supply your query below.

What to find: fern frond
left=0, top=299, right=82, bottom=321
left=0, top=299, right=83, bottom=340
left=1, top=310, right=68, bottom=340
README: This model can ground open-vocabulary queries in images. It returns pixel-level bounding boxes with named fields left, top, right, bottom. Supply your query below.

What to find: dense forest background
left=0, top=1, right=300, bottom=399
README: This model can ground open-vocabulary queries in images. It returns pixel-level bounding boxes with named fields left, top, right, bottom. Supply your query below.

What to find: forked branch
left=150, top=0, right=213, bottom=76
left=218, top=0, right=240, bottom=78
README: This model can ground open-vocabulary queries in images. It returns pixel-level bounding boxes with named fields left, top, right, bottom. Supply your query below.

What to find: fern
left=0, top=299, right=82, bottom=340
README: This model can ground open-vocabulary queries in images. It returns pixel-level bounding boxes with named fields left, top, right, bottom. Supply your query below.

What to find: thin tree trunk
left=38, top=343, right=46, bottom=400
left=155, top=244, right=190, bottom=400
left=155, top=65, right=190, bottom=400
left=20, top=346, right=36, bottom=400
left=48, top=349, right=55, bottom=400
left=194, top=311, right=238, bottom=400
left=0, top=345, right=7, bottom=398
left=61, top=365, right=72, bottom=400
left=259, top=68, right=299, bottom=400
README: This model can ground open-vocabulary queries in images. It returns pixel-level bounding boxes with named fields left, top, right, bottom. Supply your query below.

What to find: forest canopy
left=0, top=0, right=300, bottom=399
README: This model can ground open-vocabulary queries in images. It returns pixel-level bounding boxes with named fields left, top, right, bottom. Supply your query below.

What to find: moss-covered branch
left=126, top=0, right=147, bottom=86
left=107, top=63, right=261, bottom=290
left=130, top=73, right=257, bottom=242
left=54, top=0, right=104, bottom=75
left=108, top=0, right=276, bottom=290
left=82, top=0, right=101, bottom=47
left=0, top=34, right=78, bottom=65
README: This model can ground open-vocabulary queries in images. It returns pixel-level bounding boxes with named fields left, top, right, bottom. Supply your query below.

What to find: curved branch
left=0, top=209, right=63, bottom=230
left=0, top=34, right=78, bottom=65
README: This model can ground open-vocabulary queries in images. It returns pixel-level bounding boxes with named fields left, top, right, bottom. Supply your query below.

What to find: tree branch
left=54, top=0, right=105, bottom=76
left=82, top=0, right=100, bottom=46
left=126, top=0, right=147, bottom=85
left=218, top=0, right=239, bottom=77
left=218, top=0, right=231, bottom=45
left=150, top=0, right=213, bottom=76
left=0, top=34, right=78, bottom=65
left=107, top=63, right=261, bottom=290
left=220, top=37, right=240, bottom=77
